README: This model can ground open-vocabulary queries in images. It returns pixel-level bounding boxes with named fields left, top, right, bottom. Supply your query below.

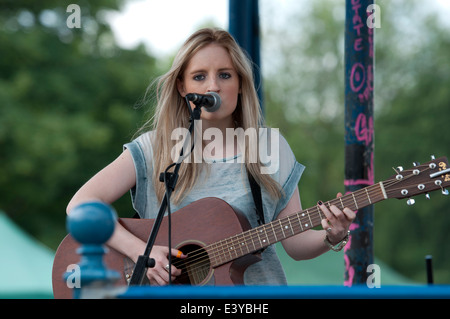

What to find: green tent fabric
left=0, top=211, right=55, bottom=298
left=275, top=243, right=416, bottom=285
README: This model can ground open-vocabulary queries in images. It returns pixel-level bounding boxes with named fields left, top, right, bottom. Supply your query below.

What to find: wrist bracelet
left=324, top=230, right=350, bottom=252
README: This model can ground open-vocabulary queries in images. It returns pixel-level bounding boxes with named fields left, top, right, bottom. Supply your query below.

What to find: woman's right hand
left=145, top=245, right=187, bottom=286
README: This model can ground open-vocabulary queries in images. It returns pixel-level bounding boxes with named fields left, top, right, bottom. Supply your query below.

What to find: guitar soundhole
left=173, top=243, right=212, bottom=286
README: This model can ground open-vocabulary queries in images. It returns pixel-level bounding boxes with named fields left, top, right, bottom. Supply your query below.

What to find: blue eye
left=219, top=72, right=231, bottom=79
left=193, top=74, right=205, bottom=81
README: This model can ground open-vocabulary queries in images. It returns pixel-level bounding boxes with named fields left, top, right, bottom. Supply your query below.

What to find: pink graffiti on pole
left=358, top=64, right=374, bottom=103
left=355, top=113, right=373, bottom=146
left=350, top=62, right=365, bottom=93
left=349, top=63, right=374, bottom=103
left=344, top=222, right=361, bottom=286
left=349, top=3, right=375, bottom=101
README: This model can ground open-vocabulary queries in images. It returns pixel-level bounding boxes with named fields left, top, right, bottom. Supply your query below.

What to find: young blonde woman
left=67, top=28, right=355, bottom=286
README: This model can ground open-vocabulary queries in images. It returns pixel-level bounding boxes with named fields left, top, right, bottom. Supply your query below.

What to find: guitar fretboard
left=207, top=182, right=387, bottom=267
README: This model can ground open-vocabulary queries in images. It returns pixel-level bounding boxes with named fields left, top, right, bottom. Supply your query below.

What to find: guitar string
left=175, top=179, right=416, bottom=282
left=205, top=180, right=391, bottom=261
left=172, top=181, right=394, bottom=277
left=180, top=165, right=443, bottom=282
left=168, top=181, right=392, bottom=277
left=184, top=167, right=440, bottom=282
left=173, top=182, right=397, bottom=282
left=167, top=166, right=435, bottom=282
left=185, top=163, right=434, bottom=267
left=169, top=180, right=395, bottom=272
left=384, top=169, right=435, bottom=196
left=383, top=164, right=436, bottom=198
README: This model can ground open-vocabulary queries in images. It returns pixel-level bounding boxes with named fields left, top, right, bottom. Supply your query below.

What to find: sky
left=106, top=0, right=229, bottom=57
left=105, top=0, right=450, bottom=58
left=105, top=0, right=306, bottom=57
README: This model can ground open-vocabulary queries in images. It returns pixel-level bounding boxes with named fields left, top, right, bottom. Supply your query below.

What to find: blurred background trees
left=1, top=0, right=449, bottom=283
left=262, top=0, right=450, bottom=283
left=0, top=0, right=158, bottom=246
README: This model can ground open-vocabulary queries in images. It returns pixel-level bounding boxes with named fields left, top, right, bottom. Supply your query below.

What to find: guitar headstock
left=384, top=156, right=450, bottom=204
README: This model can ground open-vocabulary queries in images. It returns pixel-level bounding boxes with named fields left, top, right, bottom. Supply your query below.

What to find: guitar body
left=52, top=198, right=262, bottom=299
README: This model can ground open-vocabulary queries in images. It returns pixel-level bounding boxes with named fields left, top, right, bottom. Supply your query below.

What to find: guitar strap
left=247, top=172, right=265, bottom=226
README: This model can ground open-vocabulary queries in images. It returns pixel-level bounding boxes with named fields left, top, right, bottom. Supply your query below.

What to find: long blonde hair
left=140, top=28, right=281, bottom=204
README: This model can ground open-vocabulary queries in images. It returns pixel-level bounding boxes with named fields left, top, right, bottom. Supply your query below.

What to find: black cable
left=164, top=170, right=172, bottom=285
left=162, top=162, right=176, bottom=285
left=165, top=97, right=197, bottom=285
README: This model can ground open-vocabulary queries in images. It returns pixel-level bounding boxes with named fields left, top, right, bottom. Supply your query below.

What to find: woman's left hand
left=319, top=193, right=356, bottom=245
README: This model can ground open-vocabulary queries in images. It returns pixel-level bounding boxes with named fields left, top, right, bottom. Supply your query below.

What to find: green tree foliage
left=262, top=0, right=346, bottom=211
left=373, top=0, right=450, bottom=283
left=262, top=0, right=450, bottom=283
left=0, top=0, right=160, bottom=247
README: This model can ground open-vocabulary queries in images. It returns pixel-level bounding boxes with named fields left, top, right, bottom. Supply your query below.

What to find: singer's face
left=177, top=44, right=240, bottom=127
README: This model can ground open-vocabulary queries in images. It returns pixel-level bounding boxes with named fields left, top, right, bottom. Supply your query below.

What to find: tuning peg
left=425, top=193, right=431, bottom=200
left=431, top=155, right=436, bottom=160
left=396, top=166, right=404, bottom=172
left=407, top=198, right=416, bottom=206
left=442, top=189, right=449, bottom=196
left=413, top=162, right=420, bottom=167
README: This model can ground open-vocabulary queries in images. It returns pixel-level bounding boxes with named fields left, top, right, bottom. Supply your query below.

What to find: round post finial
left=65, top=201, right=120, bottom=298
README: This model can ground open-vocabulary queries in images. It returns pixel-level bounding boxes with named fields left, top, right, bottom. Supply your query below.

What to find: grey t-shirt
left=123, top=129, right=304, bottom=285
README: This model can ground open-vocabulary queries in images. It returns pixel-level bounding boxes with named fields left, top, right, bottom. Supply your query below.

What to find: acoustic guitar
left=52, top=156, right=450, bottom=298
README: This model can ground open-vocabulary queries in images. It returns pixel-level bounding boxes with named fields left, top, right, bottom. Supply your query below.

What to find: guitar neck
left=208, top=182, right=388, bottom=267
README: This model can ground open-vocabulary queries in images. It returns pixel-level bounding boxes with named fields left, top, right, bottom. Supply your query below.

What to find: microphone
left=185, top=92, right=221, bottom=112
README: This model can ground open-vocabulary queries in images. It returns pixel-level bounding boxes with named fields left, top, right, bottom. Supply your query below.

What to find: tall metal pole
left=344, top=0, right=375, bottom=286
left=229, top=0, right=264, bottom=113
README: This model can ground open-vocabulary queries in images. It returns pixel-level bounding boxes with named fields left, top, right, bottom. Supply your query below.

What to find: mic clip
left=159, top=172, right=178, bottom=191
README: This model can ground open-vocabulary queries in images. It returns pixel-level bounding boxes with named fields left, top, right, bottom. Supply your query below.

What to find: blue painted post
left=344, top=0, right=375, bottom=286
left=229, top=0, right=264, bottom=113
left=65, top=201, right=120, bottom=298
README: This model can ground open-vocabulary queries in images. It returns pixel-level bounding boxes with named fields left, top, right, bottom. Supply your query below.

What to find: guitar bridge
left=123, top=257, right=149, bottom=285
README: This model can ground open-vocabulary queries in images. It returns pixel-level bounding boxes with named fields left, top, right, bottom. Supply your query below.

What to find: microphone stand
left=128, top=101, right=202, bottom=286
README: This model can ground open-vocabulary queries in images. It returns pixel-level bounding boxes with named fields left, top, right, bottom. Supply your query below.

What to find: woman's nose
left=206, top=77, right=220, bottom=93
